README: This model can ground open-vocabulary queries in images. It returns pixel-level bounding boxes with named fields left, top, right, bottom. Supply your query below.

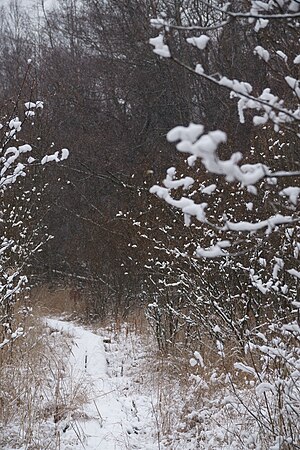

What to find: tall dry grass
left=0, top=305, right=89, bottom=449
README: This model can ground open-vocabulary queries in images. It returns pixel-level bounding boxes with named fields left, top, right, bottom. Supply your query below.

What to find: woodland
left=0, top=0, right=299, bottom=449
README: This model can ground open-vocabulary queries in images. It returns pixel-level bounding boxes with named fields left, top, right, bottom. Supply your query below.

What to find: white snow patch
left=186, top=35, right=210, bottom=50
left=43, top=319, right=160, bottom=450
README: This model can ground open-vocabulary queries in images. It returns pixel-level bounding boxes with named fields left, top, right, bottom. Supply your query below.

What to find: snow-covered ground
left=45, top=319, right=160, bottom=450
left=2, top=316, right=271, bottom=449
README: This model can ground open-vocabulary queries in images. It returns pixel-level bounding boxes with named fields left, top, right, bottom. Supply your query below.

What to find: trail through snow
left=46, top=319, right=159, bottom=450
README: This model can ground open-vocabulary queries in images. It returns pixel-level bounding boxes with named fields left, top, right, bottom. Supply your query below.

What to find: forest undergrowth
left=2, top=285, right=298, bottom=449
left=0, top=299, right=89, bottom=449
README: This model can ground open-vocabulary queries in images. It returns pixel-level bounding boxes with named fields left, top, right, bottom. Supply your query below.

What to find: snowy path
left=46, top=319, right=159, bottom=450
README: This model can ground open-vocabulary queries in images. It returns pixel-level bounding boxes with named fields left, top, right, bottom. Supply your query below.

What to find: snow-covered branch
left=0, top=97, right=69, bottom=348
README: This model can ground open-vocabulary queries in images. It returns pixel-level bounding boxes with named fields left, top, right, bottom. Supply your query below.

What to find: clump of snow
left=280, top=186, right=300, bottom=205
left=196, top=240, right=231, bottom=258
left=186, top=35, right=210, bottom=50
left=149, top=34, right=171, bottom=58
left=254, top=45, right=270, bottom=62
left=276, top=50, right=287, bottom=62
left=41, top=148, right=69, bottom=165
left=201, top=183, right=216, bottom=195
left=195, top=64, right=204, bottom=74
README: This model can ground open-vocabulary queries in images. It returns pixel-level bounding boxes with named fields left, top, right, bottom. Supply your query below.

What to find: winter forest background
left=0, top=0, right=299, bottom=449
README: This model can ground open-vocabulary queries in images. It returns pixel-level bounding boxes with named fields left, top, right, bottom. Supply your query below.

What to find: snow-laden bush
left=0, top=66, right=69, bottom=350
left=149, top=1, right=300, bottom=448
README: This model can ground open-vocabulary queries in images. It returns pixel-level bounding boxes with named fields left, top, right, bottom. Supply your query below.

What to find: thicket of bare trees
left=0, top=0, right=298, bottom=325
left=0, top=1, right=297, bottom=330
left=0, top=0, right=199, bottom=318
left=147, top=1, right=300, bottom=447
left=0, top=0, right=299, bottom=447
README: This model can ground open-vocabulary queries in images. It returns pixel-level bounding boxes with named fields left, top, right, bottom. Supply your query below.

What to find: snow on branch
left=165, top=123, right=270, bottom=186
left=0, top=99, right=69, bottom=349
left=150, top=2, right=300, bottom=136
left=150, top=121, right=299, bottom=257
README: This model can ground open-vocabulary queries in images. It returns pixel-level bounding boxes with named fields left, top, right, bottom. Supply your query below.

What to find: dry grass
left=30, top=283, right=149, bottom=332
left=130, top=325, right=299, bottom=450
left=3, top=284, right=293, bottom=449
left=30, top=284, right=85, bottom=319
left=123, top=327, right=264, bottom=449
left=0, top=308, right=89, bottom=449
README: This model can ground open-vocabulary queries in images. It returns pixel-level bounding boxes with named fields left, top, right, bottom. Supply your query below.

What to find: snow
left=280, top=186, right=300, bottom=205
left=285, top=76, right=300, bottom=97
left=256, top=382, right=275, bottom=396
left=195, top=64, right=204, bottom=74
left=289, top=0, right=300, bottom=12
left=149, top=34, right=170, bottom=58
left=196, top=240, right=231, bottom=258
left=150, top=183, right=208, bottom=225
left=43, top=319, right=160, bottom=450
left=254, top=18, right=269, bottom=32
left=41, top=152, right=61, bottom=164
left=167, top=122, right=204, bottom=143
left=2, top=313, right=299, bottom=450
left=193, top=350, right=205, bottom=368
left=219, top=77, right=252, bottom=95
left=276, top=50, right=287, bottom=62
left=254, top=45, right=270, bottom=62
left=225, top=213, right=293, bottom=232
left=234, top=362, right=257, bottom=377
left=164, top=122, right=273, bottom=187
left=60, top=148, right=70, bottom=161
left=9, top=118, right=22, bottom=132
left=201, top=184, right=216, bottom=195
left=163, top=167, right=194, bottom=190
left=41, top=148, right=69, bottom=165
left=186, top=35, right=210, bottom=50
left=287, top=268, right=300, bottom=279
